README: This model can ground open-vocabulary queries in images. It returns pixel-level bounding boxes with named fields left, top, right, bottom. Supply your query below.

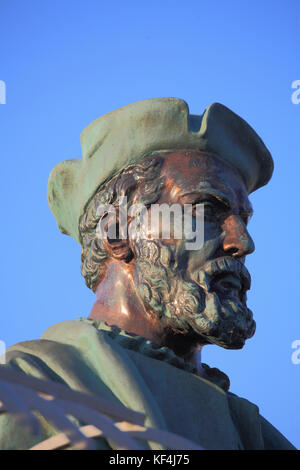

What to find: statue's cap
left=47, top=97, right=274, bottom=244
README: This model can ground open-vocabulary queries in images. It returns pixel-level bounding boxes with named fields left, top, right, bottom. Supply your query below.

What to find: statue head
left=48, top=98, right=273, bottom=356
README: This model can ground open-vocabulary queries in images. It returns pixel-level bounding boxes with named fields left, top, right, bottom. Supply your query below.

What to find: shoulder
left=227, top=392, right=296, bottom=450
left=259, top=415, right=296, bottom=450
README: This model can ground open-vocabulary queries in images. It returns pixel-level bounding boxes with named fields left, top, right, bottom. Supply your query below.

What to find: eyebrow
left=179, top=189, right=231, bottom=207
left=179, top=189, right=253, bottom=216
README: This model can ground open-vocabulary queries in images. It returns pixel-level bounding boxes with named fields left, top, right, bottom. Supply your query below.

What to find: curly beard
left=134, top=239, right=256, bottom=349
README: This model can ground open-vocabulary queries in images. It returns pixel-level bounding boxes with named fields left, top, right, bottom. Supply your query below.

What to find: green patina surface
left=47, top=98, right=273, bottom=244
left=0, top=319, right=295, bottom=450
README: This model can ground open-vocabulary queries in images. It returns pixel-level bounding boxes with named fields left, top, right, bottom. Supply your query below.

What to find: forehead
left=158, top=150, right=252, bottom=211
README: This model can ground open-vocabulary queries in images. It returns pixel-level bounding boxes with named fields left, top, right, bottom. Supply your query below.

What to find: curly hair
left=79, top=153, right=166, bottom=291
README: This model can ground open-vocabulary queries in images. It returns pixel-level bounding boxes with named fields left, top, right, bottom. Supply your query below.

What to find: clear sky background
left=0, top=0, right=299, bottom=448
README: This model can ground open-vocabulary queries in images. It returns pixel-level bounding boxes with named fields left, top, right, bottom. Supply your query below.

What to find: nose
left=222, top=215, right=255, bottom=257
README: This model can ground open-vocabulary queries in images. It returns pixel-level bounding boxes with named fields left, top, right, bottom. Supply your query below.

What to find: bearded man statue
left=0, top=98, right=295, bottom=450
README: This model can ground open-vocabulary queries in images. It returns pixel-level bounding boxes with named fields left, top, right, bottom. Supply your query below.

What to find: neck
left=89, top=259, right=203, bottom=371
left=89, top=259, right=165, bottom=344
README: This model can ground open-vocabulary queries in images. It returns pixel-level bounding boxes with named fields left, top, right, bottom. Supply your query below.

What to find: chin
left=185, top=293, right=256, bottom=351
left=206, top=334, right=248, bottom=350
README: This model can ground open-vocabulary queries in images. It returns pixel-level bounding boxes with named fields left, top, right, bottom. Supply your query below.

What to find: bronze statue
left=0, top=98, right=295, bottom=449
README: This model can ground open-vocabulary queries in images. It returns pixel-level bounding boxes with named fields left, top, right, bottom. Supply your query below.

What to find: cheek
left=156, top=220, right=223, bottom=272
left=203, top=220, right=222, bottom=243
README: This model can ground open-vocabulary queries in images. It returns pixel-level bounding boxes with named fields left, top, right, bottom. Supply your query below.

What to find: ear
left=101, top=212, right=134, bottom=262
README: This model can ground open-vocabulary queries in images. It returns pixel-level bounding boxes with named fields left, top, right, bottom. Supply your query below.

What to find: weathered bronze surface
left=89, top=150, right=255, bottom=363
left=0, top=99, right=295, bottom=450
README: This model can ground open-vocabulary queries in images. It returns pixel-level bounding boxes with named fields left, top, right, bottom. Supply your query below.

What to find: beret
left=47, top=97, right=273, bottom=244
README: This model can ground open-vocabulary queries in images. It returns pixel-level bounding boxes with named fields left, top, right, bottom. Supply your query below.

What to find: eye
left=188, top=196, right=230, bottom=222
left=240, top=212, right=251, bottom=226
left=192, top=201, right=216, bottom=220
left=203, top=202, right=215, bottom=217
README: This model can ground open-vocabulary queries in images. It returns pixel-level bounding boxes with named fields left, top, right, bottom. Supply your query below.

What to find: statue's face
left=131, top=150, right=256, bottom=349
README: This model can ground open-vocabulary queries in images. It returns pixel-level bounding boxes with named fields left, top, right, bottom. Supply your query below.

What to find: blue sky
left=0, top=0, right=299, bottom=448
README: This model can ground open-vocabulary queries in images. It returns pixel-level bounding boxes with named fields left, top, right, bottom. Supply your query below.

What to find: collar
left=78, top=318, right=230, bottom=392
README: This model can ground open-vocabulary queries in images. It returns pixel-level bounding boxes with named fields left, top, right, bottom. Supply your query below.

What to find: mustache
left=193, top=256, right=251, bottom=292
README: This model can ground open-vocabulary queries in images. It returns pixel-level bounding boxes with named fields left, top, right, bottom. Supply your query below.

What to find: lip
left=201, top=256, right=251, bottom=292
left=215, top=273, right=243, bottom=292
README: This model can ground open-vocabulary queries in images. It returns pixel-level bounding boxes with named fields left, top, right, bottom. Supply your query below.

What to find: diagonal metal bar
left=30, top=422, right=204, bottom=450
left=0, top=366, right=144, bottom=425
left=0, top=367, right=203, bottom=451
left=10, top=383, right=96, bottom=450
left=49, top=397, right=143, bottom=450
left=0, top=379, right=40, bottom=435
left=116, top=421, right=203, bottom=450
